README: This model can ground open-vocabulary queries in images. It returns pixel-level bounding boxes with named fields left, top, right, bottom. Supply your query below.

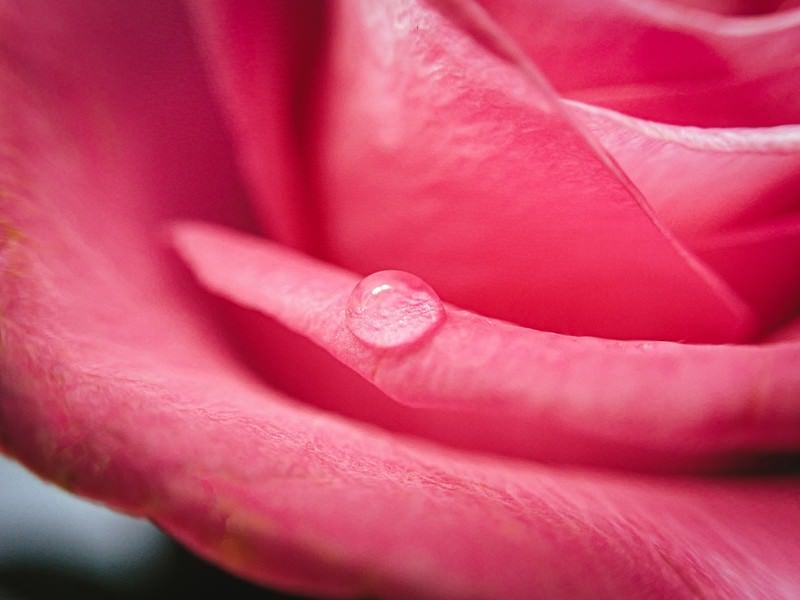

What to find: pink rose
left=2, top=0, right=799, bottom=597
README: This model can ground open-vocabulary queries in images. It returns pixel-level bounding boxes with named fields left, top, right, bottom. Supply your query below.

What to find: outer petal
left=5, top=309, right=800, bottom=599
left=174, top=224, right=800, bottom=467
left=316, top=0, right=752, bottom=343
left=476, top=0, right=800, bottom=126
left=186, top=0, right=325, bottom=251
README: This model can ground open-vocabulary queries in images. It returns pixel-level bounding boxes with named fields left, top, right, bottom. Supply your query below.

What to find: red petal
left=316, top=0, right=752, bottom=343
left=174, top=223, right=800, bottom=466
left=476, top=0, right=800, bottom=126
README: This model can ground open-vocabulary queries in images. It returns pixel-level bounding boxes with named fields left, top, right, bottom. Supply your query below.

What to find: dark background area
left=0, top=456, right=307, bottom=599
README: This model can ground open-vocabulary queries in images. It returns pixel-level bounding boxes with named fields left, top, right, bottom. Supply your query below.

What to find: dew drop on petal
left=346, top=270, right=445, bottom=349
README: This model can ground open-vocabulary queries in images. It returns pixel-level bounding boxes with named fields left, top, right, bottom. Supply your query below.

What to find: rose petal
left=173, top=223, right=800, bottom=465
left=475, top=0, right=800, bottom=126
left=316, top=0, right=753, bottom=343
left=186, top=0, right=325, bottom=251
left=569, top=101, right=800, bottom=238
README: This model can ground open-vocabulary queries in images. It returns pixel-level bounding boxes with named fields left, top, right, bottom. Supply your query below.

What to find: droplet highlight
left=346, top=270, right=445, bottom=349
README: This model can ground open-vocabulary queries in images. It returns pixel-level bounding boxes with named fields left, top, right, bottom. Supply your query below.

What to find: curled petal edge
left=173, top=223, right=800, bottom=459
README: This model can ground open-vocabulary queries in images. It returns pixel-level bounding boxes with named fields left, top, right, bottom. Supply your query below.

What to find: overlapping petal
left=315, top=0, right=752, bottom=343
left=569, top=101, right=800, bottom=238
left=566, top=101, right=800, bottom=331
left=475, top=0, right=800, bottom=126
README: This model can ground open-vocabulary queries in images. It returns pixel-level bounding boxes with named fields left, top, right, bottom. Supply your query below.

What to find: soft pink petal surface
left=476, top=0, right=800, bottom=126
left=174, top=224, right=800, bottom=466
left=316, top=0, right=753, bottom=343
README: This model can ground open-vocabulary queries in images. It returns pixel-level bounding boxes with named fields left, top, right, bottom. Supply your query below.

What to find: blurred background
left=0, top=455, right=304, bottom=599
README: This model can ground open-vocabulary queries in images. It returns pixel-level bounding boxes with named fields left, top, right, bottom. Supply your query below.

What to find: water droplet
left=346, top=270, right=445, bottom=349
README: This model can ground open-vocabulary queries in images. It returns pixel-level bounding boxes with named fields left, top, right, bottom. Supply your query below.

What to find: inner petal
left=475, top=0, right=800, bottom=126
left=314, top=0, right=752, bottom=342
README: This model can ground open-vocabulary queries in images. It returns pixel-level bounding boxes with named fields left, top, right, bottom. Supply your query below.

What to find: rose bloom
left=2, top=0, right=800, bottom=598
